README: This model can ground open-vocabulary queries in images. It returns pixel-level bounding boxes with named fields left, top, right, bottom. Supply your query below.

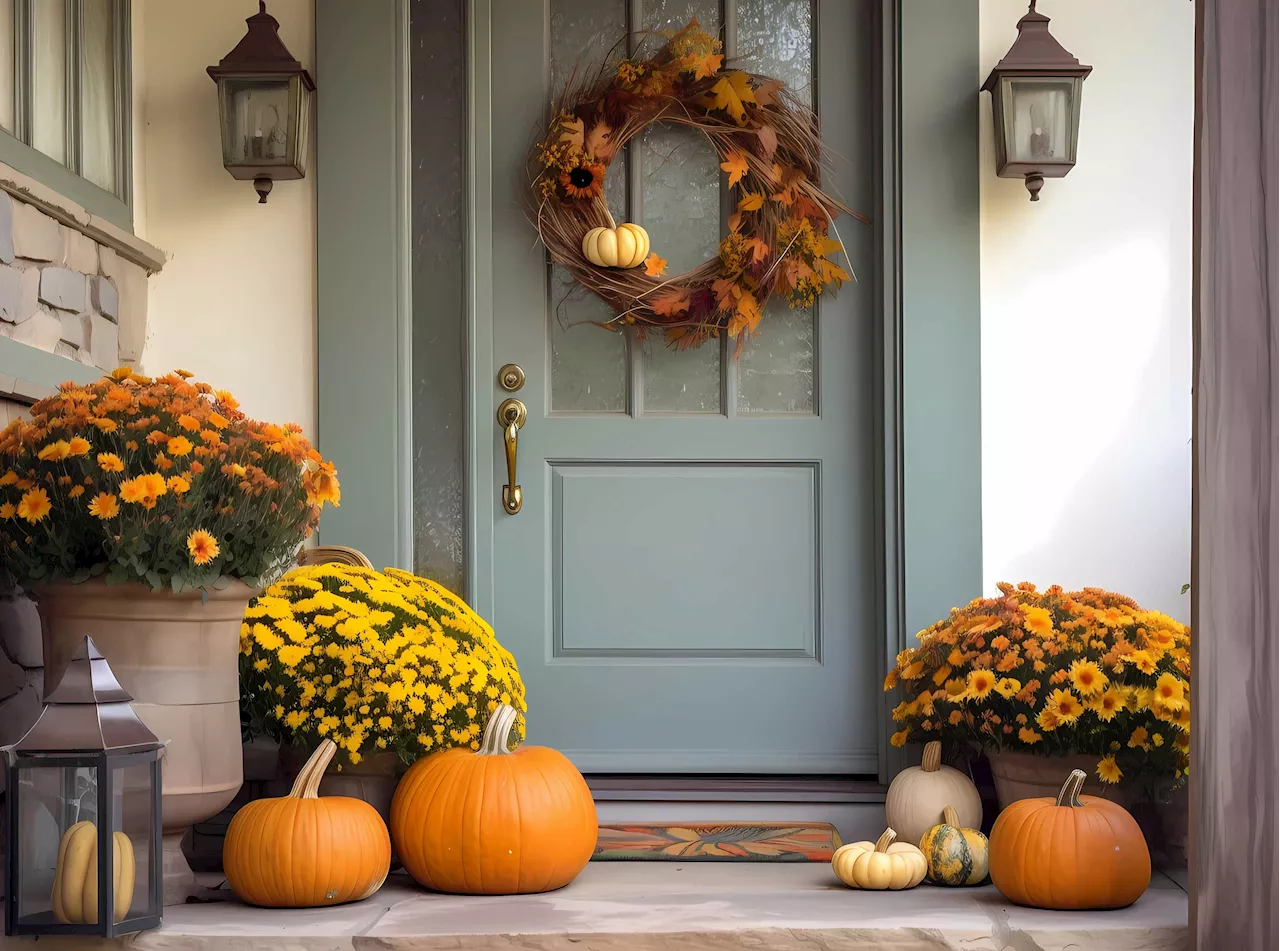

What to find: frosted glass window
left=0, top=0, right=14, bottom=133
left=81, top=0, right=117, bottom=192
left=32, top=0, right=66, bottom=165
left=1007, top=79, right=1074, bottom=164
left=734, top=0, right=816, bottom=414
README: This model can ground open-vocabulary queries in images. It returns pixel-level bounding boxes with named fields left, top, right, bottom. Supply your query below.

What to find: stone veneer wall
left=0, top=191, right=151, bottom=370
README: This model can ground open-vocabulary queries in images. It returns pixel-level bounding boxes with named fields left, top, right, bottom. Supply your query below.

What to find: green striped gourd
left=919, top=805, right=989, bottom=886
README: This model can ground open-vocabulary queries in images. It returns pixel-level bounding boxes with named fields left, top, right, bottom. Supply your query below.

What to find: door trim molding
left=315, top=0, right=413, bottom=570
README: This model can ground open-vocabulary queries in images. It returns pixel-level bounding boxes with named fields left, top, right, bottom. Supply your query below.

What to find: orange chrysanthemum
left=17, top=487, right=51, bottom=523
left=87, top=492, right=119, bottom=519
left=186, top=529, right=220, bottom=565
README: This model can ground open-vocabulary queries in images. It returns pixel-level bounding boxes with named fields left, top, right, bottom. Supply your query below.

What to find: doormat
left=592, top=822, right=842, bottom=862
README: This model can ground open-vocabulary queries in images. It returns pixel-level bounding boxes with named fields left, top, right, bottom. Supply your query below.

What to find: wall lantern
left=981, top=1, right=1091, bottom=201
left=4, top=637, right=162, bottom=938
left=208, top=1, right=315, bottom=203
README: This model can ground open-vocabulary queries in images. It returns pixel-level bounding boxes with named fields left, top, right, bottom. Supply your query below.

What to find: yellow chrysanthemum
left=1088, top=686, right=1126, bottom=722
left=1036, top=706, right=1061, bottom=731
left=1154, top=672, right=1186, bottom=710
left=37, top=440, right=71, bottom=461
left=890, top=729, right=910, bottom=748
left=97, top=452, right=124, bottom=472
left=1096, top=755, right=1123, bottom=784
left=964, top=668, right=996, bottom=701
left=1068, top=659, right=1107, bottom=697
left=994, top=677, right=1021, bottom=700
left=1128, top=726, right=1150, bottom=750
left=167, top=435, right=194, bottom=457
left=1022, top=605, right=1054, bottom=637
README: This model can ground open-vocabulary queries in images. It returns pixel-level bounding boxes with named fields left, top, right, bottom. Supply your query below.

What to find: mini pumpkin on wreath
left=530, top=19, right=866, bottom=350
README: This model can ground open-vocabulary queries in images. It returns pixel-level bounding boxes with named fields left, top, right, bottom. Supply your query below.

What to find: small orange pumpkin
left=988, top=768, right=1151, bottom=909
left=223, top=739, right=391, bottom=907
left=390, top=704, right=597, bottom=894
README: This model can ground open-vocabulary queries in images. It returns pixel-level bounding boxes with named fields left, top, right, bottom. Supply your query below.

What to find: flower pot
left=35, top=578, right=256, bottom=906
left=986, top=751, right=1130, bottom=809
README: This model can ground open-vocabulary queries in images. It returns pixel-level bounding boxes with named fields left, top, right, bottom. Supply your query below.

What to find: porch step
left=112, top=863, right=1186, bottom=951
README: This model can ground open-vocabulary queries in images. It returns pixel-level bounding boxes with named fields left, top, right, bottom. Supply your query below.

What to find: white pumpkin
left=582, top=223, right=650, bottom=269
left=885, top=741, right=983, bottom=848
left=832, top=829, right=927, bottom=890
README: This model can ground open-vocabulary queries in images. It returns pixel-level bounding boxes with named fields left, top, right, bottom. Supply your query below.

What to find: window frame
left=0, top=0, right=131, bottom=230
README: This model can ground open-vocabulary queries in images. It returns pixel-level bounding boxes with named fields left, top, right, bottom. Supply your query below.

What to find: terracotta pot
left=986, top=751, right=1130, bottom=809
left=35, top=578, right=256, bottom=905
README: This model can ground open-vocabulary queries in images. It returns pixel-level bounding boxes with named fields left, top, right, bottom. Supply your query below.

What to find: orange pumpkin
left=390, top=704, right=597, bottom=894
left=988, top=768, right=1150, bottom=909
left=223, top=739, right=391, bottom=907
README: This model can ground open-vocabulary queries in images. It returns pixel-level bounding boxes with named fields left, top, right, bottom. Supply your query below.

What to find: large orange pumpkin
left=988, top=768, right=1151, bottom=909
left=223, top=739, right=391, bottom=907
left=390, top=704, right=597, bottom=894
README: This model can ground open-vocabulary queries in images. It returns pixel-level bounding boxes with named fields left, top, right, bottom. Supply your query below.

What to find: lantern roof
left=207, top=1, right=316, bottom=89
left=982, top=1, right=1092, bottom=91
left=11, top=636, right=161, bottom=754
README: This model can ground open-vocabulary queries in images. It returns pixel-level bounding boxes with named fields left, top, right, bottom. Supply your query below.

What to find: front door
left=478, top=0, right=877, bottom=773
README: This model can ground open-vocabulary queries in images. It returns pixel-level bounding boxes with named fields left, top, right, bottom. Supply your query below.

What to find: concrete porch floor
left=30, top=863, right=1188, bottom=951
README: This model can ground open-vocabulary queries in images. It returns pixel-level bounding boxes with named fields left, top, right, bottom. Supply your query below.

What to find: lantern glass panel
left=219, top=77, right=295, bottom=166
left=13, top=763, right=99, bottom=926
left=111, top=762, right=156, bottom=922
left=1003, top=77, right=1075, bottom=165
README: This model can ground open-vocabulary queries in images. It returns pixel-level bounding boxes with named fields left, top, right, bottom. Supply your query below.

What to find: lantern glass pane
left=1005, top=78, right=1075, bottom=165
left=111, top=762, right=156, bottom=922
left=14, top=763, right=99, bottom=926
left=220, top=78, right=293, bottom=166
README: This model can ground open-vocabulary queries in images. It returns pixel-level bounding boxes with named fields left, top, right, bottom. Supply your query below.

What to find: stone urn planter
left=35, top=578, right=256, bottom=906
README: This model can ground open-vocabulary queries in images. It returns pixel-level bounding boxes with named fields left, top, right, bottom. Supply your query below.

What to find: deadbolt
left=497, top=363, right=525, bottom=392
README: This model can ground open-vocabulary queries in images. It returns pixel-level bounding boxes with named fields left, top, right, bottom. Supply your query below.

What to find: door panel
left=484, top=0, right=876, bottom=773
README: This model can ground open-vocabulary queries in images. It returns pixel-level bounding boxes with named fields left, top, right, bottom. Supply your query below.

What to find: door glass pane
left=0, top=0, right=14, bottom=133
left=81, top=0, right=116, bottom=193
left=33, top=0, right=66, bottom=164
left=734, top=0, right=816, bottom=414
left=635, top=0, right=722, bottom=414
left=548, top=0, right=629, bottom=413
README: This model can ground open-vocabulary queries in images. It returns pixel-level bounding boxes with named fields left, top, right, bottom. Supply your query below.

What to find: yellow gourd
left=582, top=222, right=650, bottom=268
left=831, top=828, right=926, bottom=890
left=919, top=805, right=989, bottom=886
left=51, top=821, right=134, bottom=924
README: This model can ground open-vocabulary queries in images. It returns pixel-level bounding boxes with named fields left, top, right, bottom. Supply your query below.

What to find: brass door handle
left=497, top=398, right=527, bottom=514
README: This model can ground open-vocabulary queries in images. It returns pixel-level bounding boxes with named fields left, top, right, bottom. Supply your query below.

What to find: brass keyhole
left=498, top=364, right=525, bottom=392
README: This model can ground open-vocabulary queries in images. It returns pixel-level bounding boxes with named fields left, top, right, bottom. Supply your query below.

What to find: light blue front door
left=476, top=0, right=878, bottom=773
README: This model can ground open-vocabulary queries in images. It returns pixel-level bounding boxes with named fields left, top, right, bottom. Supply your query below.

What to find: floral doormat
left=592, top=823, right=843, bottom=862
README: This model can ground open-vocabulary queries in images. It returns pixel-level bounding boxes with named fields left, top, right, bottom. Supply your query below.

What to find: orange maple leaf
left=756, top=124, right=779, bottom=159
left=780, top=257, right=814, bottom=290
left=727, top=292, right=762, bottom=338
left=737, top=192, right=765, bottom=213
left=818, top=258, right=851, bottom=286
left=712, top=277, right=739, bottom=310
left=705, top=71, right=756, bottom=125
left=720, top=151, right=749, bottom=187
left=683, top=51, right=724, bottom=80
left=651, top=287, right=692, bottom=317
left=746, top=237, right=770, bottom=264
left=755, top=79, right=785, bottom=108
left=644, top=253, right=668, bottom=277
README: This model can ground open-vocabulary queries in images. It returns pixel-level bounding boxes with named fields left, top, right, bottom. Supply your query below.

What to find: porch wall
left=131, top=0, right=318, bottom=440
left=978, top=0, right=1195, bottom=620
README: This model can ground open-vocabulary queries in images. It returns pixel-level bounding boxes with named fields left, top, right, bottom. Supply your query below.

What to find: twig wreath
left=531, top=19, right=867, bottom=351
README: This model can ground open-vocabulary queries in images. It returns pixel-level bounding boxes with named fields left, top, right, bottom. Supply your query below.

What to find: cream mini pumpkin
left=885, top=740, right=982, bottom=848
left=582, top=222, right=650, bottom=269
left=832, top=828, right=926, bottom=890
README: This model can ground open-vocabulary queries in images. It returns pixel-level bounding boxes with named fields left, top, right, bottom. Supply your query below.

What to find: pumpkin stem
left=480, top=703, right=520, bottom=756
left=942, top=805, right=960, bottom=828
left=920, top=740, right=942, bottom=772
left=594, top=196, right=617, bottom=230
left=874, top=829, right=897, bottom=853
left=288, top=739, right=337, bottom=800
left=1055, top=768, right=1087, bottom=807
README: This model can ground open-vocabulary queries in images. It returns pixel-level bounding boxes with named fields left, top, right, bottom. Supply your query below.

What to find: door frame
left=315, top=0, right=981, bottom=786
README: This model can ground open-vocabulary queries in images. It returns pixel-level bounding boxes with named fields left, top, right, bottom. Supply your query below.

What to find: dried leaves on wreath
left=530, top=18, right=867, bottom=350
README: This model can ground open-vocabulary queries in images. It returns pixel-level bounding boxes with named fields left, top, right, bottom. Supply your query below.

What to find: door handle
left=497, top=398, right=527, bottom=514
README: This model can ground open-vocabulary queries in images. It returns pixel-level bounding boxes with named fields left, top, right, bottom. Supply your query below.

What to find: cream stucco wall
left=979, top=0, right=1195, bottom=621
left=133, top=0, right=317, bottom=437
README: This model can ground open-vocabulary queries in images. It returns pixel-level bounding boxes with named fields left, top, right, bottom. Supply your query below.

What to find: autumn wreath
left=531, top=19, right=865, bottom=350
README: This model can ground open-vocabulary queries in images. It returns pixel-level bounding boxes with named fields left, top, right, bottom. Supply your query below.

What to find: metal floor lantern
left=4, top=636, right=163, bottom=937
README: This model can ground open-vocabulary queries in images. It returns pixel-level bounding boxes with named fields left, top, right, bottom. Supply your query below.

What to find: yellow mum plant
left=885, top=583, right=1190, bottom=796
left=239, top=564, right=526, bottom=766
left=0, top=367, right=339, bottom=592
